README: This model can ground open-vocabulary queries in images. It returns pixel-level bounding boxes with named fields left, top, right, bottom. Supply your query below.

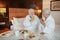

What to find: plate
left=0, top=31, right=13, bottom=37
left=28, top=34, right=40, bottom=40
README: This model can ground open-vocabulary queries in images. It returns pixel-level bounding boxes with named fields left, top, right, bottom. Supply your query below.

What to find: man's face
left=42, top=10, right=49, bottom=18
left=42, top=12, right=46, bottom=17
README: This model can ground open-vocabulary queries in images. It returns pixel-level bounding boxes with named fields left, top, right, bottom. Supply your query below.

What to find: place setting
left=0, top=31, right=13, bottom=37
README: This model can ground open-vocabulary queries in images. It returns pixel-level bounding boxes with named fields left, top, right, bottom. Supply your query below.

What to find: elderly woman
left=23, top=8, right=40, bottom=33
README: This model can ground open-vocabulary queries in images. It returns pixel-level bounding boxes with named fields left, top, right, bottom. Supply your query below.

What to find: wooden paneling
left=0, top=28, right=9, bottom=33
left=9, top=8, right=28, bottom=21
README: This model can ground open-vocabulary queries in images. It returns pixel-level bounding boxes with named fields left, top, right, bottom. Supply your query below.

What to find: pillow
left=12, top=17, right=24, bottom=26
left=12, top=17, right=20, bottom=26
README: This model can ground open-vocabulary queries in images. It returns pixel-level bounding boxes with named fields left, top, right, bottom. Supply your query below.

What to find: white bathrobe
left=23, top=15, right=40, bottom=33
left=39, top=15, right=55, bottom=40
left=38, top=15, right=55, bottom=40
left=42, top=15, right=55, bottom=33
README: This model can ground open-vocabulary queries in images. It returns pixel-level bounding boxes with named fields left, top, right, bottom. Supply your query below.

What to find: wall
left=43, top=0, right=60, bottom=25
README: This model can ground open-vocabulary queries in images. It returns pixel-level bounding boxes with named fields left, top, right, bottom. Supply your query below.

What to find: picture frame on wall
left=50, top=1, right=60, bottom=11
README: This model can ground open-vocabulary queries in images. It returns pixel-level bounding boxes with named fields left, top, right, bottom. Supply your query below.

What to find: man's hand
left=40, top=19, right=46, bottom=27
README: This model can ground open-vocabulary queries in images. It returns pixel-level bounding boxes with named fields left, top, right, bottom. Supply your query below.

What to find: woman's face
left=29, top=13, right=34, bottom=17
left=29, top=10, right=34, bottom=17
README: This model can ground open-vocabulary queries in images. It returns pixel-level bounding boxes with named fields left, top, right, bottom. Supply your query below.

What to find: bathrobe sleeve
left=23, top=15, right=31, bottom=27
left=43, top=20, right=55, bottom=33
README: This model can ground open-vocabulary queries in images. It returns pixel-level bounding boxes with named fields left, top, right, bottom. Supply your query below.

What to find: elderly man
left=23, top=8, right=40, bottom=33
left=37, top=9, right=55, bottom=40
left=40, top=9, right=55, bottom=34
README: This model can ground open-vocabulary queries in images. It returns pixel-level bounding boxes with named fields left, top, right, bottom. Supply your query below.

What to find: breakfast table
left=0, top=30, right=59, bottom=40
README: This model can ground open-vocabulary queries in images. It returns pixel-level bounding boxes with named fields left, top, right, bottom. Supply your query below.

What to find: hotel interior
left=0, top=0, right=60, bottom=40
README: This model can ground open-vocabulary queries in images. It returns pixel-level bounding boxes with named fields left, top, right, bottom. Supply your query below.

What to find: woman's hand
left=30, top=16, right=34, bottom=22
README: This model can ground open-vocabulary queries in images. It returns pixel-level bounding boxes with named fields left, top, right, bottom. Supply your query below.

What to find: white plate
left=0, top=31, right=13, bottom=37
left=28, top=34, right=40, bottom=40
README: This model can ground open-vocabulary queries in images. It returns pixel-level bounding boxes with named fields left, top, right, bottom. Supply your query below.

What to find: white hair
left=28, top=8, right=34, bottom=15
left=44, top=9, right=51, bottom=15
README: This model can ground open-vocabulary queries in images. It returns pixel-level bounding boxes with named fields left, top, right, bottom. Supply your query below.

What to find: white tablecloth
left=0, top=30, right=60, bottom=40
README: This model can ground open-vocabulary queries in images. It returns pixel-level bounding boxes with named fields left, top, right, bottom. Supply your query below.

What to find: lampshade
left=34, top=9, right=42, bottom=14
left=38, top=9, right=42, bottom=14
left=0, top=8, right=6, bottom=13
left=0, top=8, right=6, bottom=16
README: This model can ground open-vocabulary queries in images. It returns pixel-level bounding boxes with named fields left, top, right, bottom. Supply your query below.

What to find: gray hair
left=28, top=8, right=34, bottom=15
left=44, top=9, right=51, bottom=15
